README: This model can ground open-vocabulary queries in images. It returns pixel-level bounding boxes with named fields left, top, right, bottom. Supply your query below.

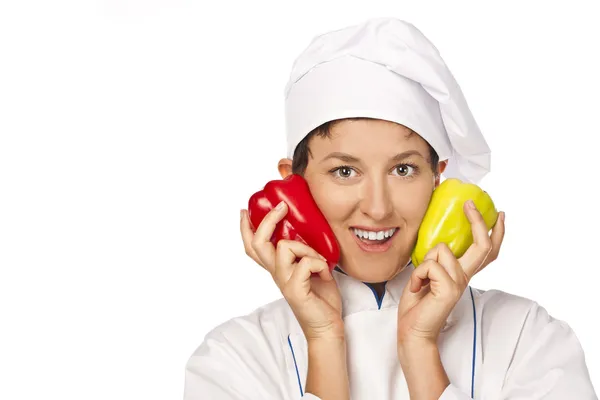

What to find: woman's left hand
left=397, top=200, right=506, bottom=349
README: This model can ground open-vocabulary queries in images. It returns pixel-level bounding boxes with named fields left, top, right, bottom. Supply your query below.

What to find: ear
left=434, top=160, right=448, bottom=187
left=278, top=158, right=293, bottom=179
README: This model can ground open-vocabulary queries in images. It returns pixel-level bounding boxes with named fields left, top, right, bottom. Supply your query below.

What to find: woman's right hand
left=240, top=201, right=344, bottom=341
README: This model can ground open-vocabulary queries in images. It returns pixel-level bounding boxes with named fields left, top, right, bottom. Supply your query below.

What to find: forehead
left=309, top=118, right=429, bottom=156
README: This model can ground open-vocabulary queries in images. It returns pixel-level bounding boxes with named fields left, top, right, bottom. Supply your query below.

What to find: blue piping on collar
left=365, top=281, right=387, bottom=309
left=334, top=266, right=387, bottom=310
left=334, top=266, right=346, bottom=275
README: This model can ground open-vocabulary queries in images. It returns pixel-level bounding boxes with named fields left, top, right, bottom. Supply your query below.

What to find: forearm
left=305, top=337, right=350, bottom=400
left=398, top=339, right=450, bottom=400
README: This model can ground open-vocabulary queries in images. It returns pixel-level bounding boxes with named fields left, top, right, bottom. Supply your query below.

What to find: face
left=280, top=119, right=446, bottom=283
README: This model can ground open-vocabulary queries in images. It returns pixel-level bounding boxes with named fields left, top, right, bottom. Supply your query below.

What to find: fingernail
left=240, top=209, right=244, bottom=220
left=467, top=200, right=476, bottom=209
left=275, top=201, right=285, bottom=210
left=501, top=211, right=505, bottom=222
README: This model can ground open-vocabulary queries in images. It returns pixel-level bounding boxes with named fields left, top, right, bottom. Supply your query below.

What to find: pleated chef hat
left=284, top=18, right=491, bottom=184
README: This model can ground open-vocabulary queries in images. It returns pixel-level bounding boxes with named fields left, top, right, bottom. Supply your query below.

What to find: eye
left=393, top=163, right=418, bottom=177
left=337, top=166, right=354, bottom=178
left=330, top=166, right=356, bottom=179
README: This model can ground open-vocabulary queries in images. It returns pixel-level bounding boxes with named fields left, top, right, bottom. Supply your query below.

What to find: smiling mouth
left=350, top=227, right=398, bottom=245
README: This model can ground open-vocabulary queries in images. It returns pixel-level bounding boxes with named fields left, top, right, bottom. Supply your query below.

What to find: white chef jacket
left=184, top=264, right=597, bottom=399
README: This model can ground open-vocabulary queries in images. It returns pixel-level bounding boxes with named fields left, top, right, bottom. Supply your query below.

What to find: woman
left=184, top=18, right=597, bottom=399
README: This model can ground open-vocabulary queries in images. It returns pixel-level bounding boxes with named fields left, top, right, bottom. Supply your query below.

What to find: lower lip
left=351, top=229, right=398, bottom=253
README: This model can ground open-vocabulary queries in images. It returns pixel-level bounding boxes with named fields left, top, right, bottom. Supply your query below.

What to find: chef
left=184, top=18, right=597, bottom=399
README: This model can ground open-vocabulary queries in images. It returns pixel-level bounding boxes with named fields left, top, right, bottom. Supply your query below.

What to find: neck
left=370, top=282, right=386, bottom=298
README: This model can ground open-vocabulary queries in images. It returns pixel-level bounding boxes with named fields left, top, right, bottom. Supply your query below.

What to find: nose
left=359, top=176, right=394, bottom=221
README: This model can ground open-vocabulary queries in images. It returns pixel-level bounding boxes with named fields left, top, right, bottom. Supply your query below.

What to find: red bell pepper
left=247, top=174, right=340, bottom=271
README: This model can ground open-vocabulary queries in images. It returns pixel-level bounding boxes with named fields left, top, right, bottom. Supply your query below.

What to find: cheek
left=391, top=183, right=434, bottom=222
left=304, top=172, right=357, bottom=224
left=311, top=183, right=355, bottom=222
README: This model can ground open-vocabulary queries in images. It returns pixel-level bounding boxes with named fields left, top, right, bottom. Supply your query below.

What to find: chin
left=337, top=254, right=409, bottom=283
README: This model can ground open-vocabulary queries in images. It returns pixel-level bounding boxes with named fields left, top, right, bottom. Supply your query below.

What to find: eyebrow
left=320, top=150, right=425, bottom=164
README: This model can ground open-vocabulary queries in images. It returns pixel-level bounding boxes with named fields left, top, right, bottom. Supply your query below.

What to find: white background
left=1, top=1, right=598, bottom=398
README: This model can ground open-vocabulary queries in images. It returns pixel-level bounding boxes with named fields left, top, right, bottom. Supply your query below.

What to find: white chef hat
left=283, top=17, right=491, bottom=184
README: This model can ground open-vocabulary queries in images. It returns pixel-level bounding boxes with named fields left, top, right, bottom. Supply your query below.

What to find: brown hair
left=291, top=118, right=440, bottom=176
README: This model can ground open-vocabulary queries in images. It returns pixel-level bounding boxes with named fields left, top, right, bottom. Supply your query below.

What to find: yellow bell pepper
left=411, top=178, right=499, bottom=267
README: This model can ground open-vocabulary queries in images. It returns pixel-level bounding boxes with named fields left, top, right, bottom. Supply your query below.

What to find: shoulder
left=473, top=287, right=538, bottom=319
left=187, top=297, right=299, bottom=360
left=184, top=298, right=302, bottom=398
left=205, top=297, right=297, bottom=341
left=472, top=286, right=566, bottom=333
left=472, top=286, right=570, bottom=330
left=471, top=287, right=585, bottom=364
left=469, top=290, right=596, bottom=396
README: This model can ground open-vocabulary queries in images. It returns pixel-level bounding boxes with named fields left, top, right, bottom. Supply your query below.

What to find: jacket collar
left=333, top=263, right=473, bottom=331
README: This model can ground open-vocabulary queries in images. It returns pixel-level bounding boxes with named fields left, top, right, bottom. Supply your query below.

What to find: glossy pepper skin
left=411, top=178, right=499, bottom=267
left=247, top=174, right=340, bottom=271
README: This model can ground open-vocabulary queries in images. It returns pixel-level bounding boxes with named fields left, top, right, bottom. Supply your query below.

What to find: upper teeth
left=353, top=228, right=396, bottom=240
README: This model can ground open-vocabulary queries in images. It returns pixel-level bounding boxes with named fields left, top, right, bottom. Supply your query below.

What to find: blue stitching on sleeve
left=469, top=286, right=476, bottom=399
left=287, top=334, right=304, bottom=397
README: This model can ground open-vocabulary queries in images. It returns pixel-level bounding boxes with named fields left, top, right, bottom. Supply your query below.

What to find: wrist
left=307, top=331, right=345, bottom=344
left=397, top=336, right=437, bottom=362
left=304, top=322, right=345, bottom=342
left=306, top=336, right=349, bottom=400
left=397, top=339, right=450, bottom=399
left=308, top=335, right=347, bottom=361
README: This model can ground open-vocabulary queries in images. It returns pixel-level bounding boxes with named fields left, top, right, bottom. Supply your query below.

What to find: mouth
left=349, top=226, right=399, bottom=253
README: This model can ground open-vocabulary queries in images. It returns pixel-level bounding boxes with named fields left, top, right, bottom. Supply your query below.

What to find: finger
left=402, top=271, right=429, bottom=301
left=476, top=211, right=506, bottom=273
left=251, top=201, right=288, bottom=273
left=275, top=239, right=328, bottom=285
left=424, top=243, right=467, bottom=286
left=284, top=256, right=332, bottom=303
left=398, top=268, right=430, bottom=317
left=240, top=209, right=266, bottom=269
left=410, top=259, right=456, bottom=299
left=459, top=200, right=493, bottom=277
